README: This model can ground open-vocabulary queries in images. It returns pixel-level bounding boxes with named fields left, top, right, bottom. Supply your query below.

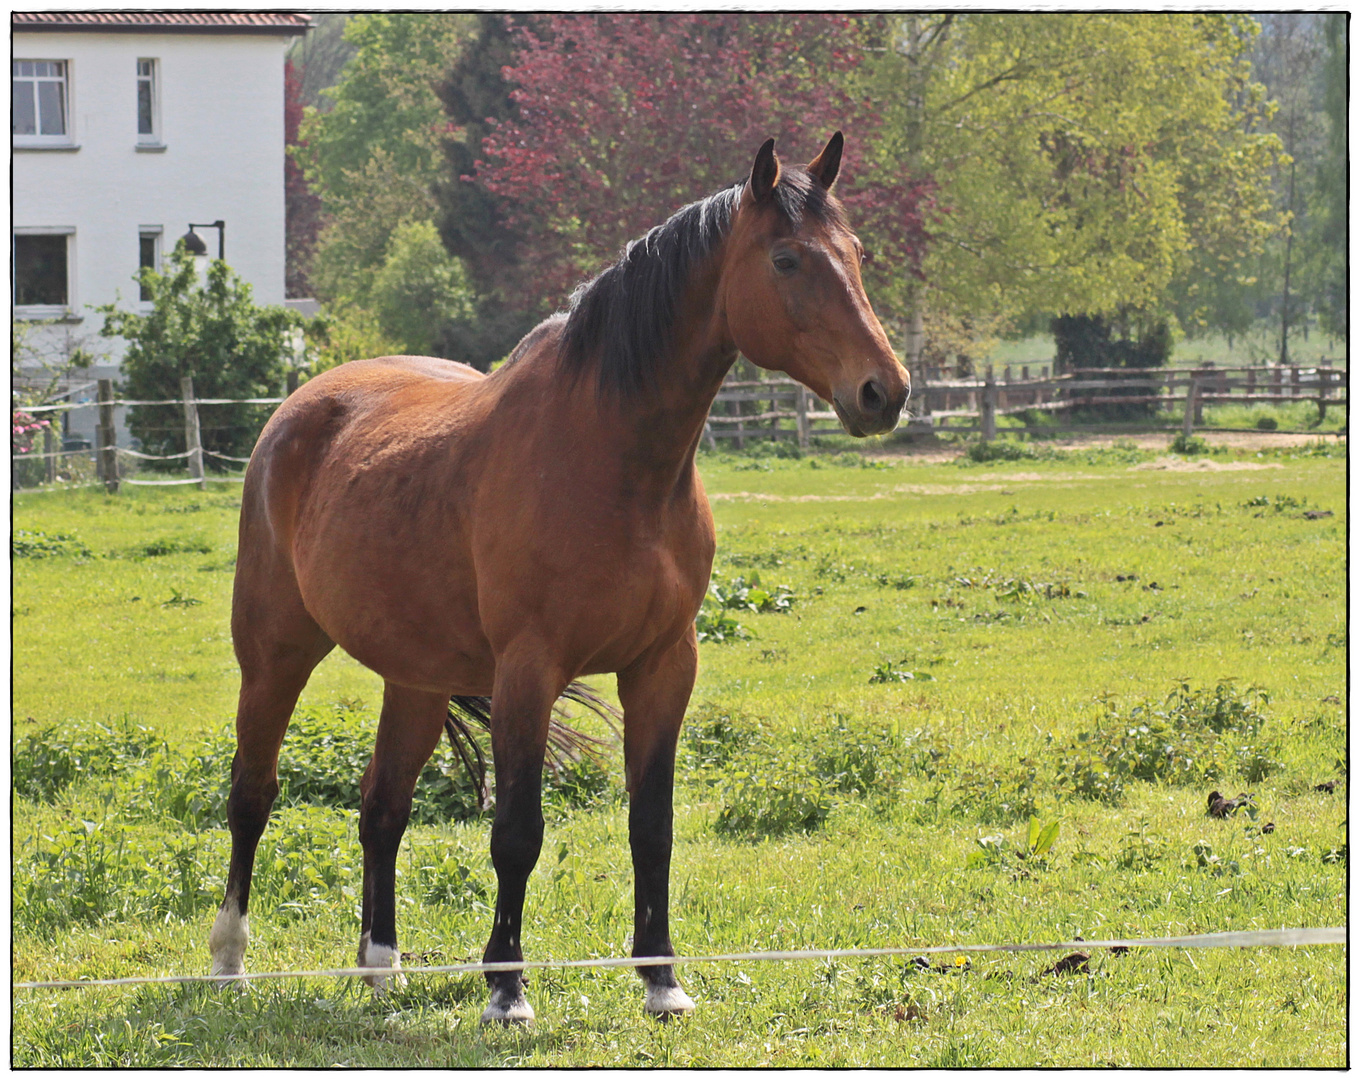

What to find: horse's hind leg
left=356, top=682, right=449, bottom=991
left=618, top=634, right=700, bottom=1018
left=210, top=554, right=333, bottom=978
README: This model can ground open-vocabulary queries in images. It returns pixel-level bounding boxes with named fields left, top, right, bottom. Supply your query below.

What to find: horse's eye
left=860, top=248, right=872, bottom=265
left=772, top=252, right=799, bottom=273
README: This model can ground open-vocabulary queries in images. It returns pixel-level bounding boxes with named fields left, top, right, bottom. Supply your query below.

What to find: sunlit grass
left=12, top=445, right=1347, bottom=1066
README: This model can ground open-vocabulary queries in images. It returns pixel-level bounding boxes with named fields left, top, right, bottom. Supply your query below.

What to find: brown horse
left=209, top=132, right=907, bottom=1022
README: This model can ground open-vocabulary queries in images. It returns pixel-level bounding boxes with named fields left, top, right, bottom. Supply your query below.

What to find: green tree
left=431, top=13, right=540, bottom=369
left=867, top=14, right=1280, bottom=362
left=296, top=14, right=477, bottom=356
left=98, top=250, right=308, bottom=468
left=1310, top=14, right=1347, bottom=337
left=370, top=220, right=476, bottom=355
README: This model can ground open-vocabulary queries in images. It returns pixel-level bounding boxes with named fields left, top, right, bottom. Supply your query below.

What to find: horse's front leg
left=480, top=655, right=560, bottom=1025
left=619, top=631, right=699, bottom=1018
left=356, top=682, right=448, bottom=992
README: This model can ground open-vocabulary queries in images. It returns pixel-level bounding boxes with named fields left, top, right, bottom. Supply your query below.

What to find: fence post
left=286, top=369, right=299, bottom=396
left=796, top=384, right=810, bottom=449
left=43, top=425, right=56, bottom=484
left=97, top=379, right=119, bottom=493
left=181, top=376, right=207, bottom=491
left=1290, top=366, right=1300, bottom=399
left=1317, top=368, right=1329, bottom=423
left=1183, top=379, right=1199, bottom=438
left=981, top=367, right=997, bottom=441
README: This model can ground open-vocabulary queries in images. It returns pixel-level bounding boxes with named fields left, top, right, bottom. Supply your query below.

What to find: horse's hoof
left=644, top=983, right=696, bottom=1019
left=480, top=988, right=535, bottom=1026
left=209, top=906, right=248, bottom=986
left=357, top=935, right=406, bottom=993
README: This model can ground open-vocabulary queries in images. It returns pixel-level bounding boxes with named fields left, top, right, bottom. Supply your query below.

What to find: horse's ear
left=808, top=131, right=843, bottom=191
left=748, top=138, right=780, bottom=203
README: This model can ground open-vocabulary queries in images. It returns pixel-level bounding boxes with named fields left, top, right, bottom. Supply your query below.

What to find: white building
left=12, top=11, right=310, bottom=444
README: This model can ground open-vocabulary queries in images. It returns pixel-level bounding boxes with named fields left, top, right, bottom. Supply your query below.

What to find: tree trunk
left=896, top=14, right=947, bottom=369
left=1279, top=110, right=1297, bottom=367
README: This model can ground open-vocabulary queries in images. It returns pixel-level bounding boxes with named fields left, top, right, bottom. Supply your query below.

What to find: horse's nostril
left=860, top=378, right=887, bottom=415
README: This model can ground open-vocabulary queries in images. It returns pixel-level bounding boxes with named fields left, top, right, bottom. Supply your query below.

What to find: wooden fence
left=705, top=363, right=1349, bottom=446
left=15, top=364, right=1349, bottom=491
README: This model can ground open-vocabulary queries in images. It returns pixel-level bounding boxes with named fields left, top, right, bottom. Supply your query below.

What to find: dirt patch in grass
left=1130, top=458, right=1286, bottom=472
left=867, top=430, right=1344, bottom=462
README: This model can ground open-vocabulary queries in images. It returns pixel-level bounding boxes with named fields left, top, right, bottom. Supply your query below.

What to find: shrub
left=1256, top=415, right=1278, bottom=431
left=14, top=719, right=166, bottom=802
left=1170, top=432, right=1209, bottom=455
left=967, top=438, right=1033, bottom=463
left=98, top=247, right=315, bottom=468
left=1057, top=681, right=1275, bottom=804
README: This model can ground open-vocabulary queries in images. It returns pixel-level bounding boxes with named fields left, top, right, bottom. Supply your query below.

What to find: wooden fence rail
left=706, top=364, right=1348, bottom=444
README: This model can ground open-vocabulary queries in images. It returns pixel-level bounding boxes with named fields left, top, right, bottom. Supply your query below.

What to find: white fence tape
left=13, top=927, right=1344, bottom=991
left=22, top=397, right=286, bottom=413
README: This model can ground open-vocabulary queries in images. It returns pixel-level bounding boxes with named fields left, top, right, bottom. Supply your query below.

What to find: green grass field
left=11, top=436, right=1347, bottom=1066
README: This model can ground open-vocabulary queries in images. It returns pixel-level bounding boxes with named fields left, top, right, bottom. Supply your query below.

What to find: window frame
left=135, top=58, right=161, bottom=146
left=138, top=227, right=162, bottom=307
left=13, top=226, right=77, bottom=320
left=12, top=59, right=74, bottom=148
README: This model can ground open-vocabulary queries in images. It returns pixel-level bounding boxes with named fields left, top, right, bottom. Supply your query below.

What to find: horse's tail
left=445, top=682, right=621, bottom=810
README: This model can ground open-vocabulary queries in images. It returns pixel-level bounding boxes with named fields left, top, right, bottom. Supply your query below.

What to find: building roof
left=13, top=12, right=311, bottom=35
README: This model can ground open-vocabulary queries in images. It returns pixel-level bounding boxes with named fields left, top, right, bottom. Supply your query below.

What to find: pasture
left=11, top=436, right=1347, bottom=1067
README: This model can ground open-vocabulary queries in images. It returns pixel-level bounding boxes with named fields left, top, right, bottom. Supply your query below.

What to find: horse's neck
left=606, top=288, right=737, bottom=494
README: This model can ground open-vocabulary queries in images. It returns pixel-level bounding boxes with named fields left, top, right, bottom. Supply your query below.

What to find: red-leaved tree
left=472, top=14, right=935, bottom=312
left=285, top=59, right=323, bottom=297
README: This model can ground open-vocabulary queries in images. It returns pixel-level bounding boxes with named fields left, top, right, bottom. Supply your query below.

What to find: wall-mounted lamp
left=180, top=220, right=225, bottom=260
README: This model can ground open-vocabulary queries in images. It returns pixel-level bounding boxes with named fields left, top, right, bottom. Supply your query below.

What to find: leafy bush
left=98, top=247, right=314, bottom=468
left=12, top=530, right=92, bottom=559
left=1170, top=432, right=1209, bottom=455
left=967, top=438, right=1033, bottom=463
left=14, top=719, right=166, bottom=802
left=1057, top=681, right=1275, bottom=804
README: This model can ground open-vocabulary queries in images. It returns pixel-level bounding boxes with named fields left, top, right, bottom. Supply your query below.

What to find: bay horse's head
left=722, top=132, right=909, bottom=437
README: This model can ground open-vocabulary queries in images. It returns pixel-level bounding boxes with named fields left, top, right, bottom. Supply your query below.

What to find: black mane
left=560, top=168, right=841, bottom=397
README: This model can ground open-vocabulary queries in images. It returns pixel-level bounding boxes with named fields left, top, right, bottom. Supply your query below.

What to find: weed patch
left=1057, top=681, right=1277, bottom=804
left=12, top=529, right=92, bottom=559
left=14, top=719, right=167, bottom=802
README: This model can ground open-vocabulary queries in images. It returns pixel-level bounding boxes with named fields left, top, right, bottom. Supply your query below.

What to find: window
left=14, top=232, right=71, bottom=312
left=13, top=60, right=68, bottom=142
left=139, top=229, right=161, bottom=302
left=136, top=59, right=159, bottom=143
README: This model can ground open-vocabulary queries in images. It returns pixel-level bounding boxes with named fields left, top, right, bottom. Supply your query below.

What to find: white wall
left=14, top=30, right=291, bottom=443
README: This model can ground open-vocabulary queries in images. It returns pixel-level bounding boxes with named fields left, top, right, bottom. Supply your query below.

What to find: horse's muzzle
left=833, top=373, right=909, bottom=437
